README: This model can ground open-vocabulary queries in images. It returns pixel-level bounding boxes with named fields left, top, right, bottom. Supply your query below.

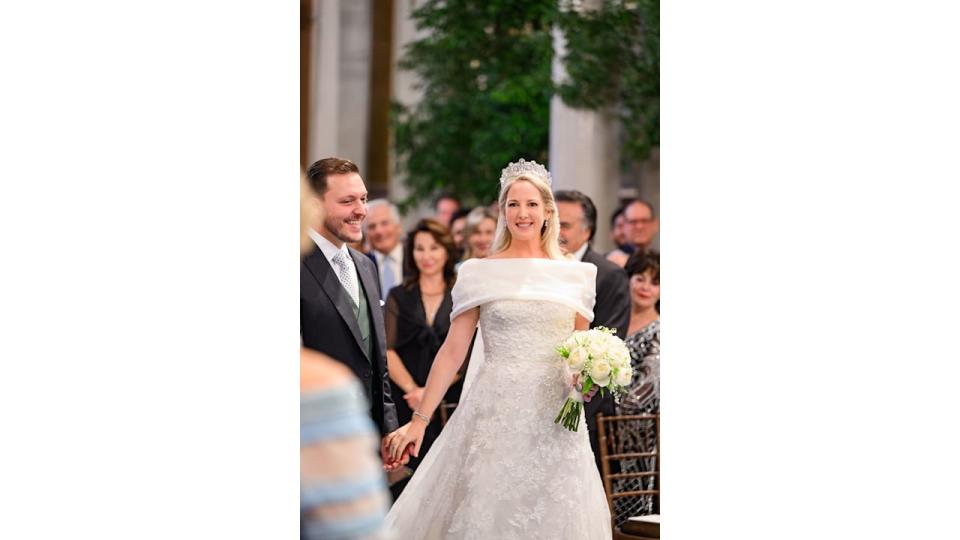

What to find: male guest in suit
left=555, top=190, right=631, bottom=475
left=301, top=157, right=399, bottom=436
left=364, top=199, right=404, bottom=301
left=432, top=191, right=461, bottom=227
left=608, top=198, right=659, bottom=267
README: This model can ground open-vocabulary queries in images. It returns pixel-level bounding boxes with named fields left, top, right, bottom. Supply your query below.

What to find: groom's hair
left=306, top=157, right=360, bottom=195
left=554, top=190, right=598, bottom=243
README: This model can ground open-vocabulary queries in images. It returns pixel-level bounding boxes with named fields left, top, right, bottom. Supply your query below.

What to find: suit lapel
left=582, top=248, right=601, bottom=266
left=304, top=250, right=366, bottom=356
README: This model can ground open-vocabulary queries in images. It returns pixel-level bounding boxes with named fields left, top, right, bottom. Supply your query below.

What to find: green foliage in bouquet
left=391, top=0, right=558, bottom=211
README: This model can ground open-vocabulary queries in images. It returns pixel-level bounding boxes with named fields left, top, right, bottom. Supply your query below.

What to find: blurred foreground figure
left=301, top=170, right=391, bottom=540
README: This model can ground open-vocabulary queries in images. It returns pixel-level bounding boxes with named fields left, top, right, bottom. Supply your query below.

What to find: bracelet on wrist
left=412, top=410, right=430, bottom=423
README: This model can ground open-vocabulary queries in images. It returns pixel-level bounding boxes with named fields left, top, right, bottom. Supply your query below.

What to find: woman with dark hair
left=613, top=250, right=661, bottom=525
left=383, top=219, right=460, bottom=482
left=622, top=250, right=661, bottom=414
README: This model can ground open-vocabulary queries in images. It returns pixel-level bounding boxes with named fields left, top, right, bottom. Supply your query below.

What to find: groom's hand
left=381, top=434, right=413, bottom=471
left=382, top=445, right=412, bottom=472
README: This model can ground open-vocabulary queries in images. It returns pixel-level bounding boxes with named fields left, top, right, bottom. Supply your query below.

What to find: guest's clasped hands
left=403, top=387, right=424, bottom=410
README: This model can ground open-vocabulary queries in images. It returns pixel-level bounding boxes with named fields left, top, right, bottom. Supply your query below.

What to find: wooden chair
left=438, top=401, right=458, bottom=427
left=596, top=413, right=660, bottom=539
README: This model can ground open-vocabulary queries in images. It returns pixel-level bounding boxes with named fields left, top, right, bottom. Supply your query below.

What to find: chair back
left=596, top=413, right=660, bottom=529
left=438, top=401, right=457, bottom=427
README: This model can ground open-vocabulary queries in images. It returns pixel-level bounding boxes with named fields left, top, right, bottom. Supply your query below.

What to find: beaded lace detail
left=386, top=298, right=612, bottom=539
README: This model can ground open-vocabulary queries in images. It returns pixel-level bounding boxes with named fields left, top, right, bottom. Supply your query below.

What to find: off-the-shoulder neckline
left=465, top=257, right=579, bottom=263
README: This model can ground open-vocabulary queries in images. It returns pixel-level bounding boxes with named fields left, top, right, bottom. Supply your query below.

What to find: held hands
left=381, top=420, right=427, bottom=472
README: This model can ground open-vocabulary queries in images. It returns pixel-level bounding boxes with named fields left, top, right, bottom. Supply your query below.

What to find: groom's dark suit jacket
left=581, top=247, right=631, bottom=474
left=301, top=246, right=399, bottom=435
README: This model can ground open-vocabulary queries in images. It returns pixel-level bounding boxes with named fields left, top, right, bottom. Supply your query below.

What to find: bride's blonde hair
left=491, top=174, right=565, bottom=260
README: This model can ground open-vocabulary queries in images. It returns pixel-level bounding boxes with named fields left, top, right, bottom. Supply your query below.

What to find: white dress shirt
left=572, top=242, right=589, bottom=262
left=372, top=243, right=404, bottom=297
left=309, top=229, right=360, bottom=304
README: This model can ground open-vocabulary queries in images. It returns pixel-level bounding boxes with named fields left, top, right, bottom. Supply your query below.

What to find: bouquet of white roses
left=554, top=327, right=633, bottom=432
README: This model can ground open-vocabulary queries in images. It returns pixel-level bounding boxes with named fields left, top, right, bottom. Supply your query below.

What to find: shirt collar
left=573, top=242, right=589, bottom=262
left=375, top=242, right=403, bottom=263
left=310, top=228, right=350, bottom=266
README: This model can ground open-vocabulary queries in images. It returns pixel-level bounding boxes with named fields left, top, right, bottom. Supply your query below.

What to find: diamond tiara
left=499, top=158, right=552, bottom=188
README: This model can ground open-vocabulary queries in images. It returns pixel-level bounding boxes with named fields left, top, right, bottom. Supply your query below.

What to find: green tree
left=556, top=0, right=659, bottom=163
left=392, top=0, right=558, bottom=210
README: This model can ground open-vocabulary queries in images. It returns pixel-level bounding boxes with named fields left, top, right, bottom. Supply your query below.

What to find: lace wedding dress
left=386, top=258, right=612, bottom=539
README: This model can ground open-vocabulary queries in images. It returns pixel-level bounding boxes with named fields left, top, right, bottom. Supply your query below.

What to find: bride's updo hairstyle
left=491, top=159, right=565, bottom=260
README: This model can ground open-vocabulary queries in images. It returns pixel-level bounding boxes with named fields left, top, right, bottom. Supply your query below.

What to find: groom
left=301, top=157, right=399, bottom=437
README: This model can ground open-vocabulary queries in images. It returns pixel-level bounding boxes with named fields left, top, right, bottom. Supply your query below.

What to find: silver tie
left=331, top=251, right=360, bottom=308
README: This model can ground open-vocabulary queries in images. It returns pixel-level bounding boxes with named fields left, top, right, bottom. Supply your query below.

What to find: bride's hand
left=382, top=420, right=427, bottom=465
left=571, top=373, right=600, bottom=402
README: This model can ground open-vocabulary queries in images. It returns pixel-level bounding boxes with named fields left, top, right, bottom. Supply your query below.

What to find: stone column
left=390, top=0, right=431, bottom=227
left=549, top=17, right=621, bottom=254
left=308, top=0, right=341, bottom=164
left=307, top=0, right=373, bottom=178
left=338, top=1, right=373, bottom=177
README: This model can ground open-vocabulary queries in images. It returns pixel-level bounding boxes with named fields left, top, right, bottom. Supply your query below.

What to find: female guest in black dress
left=384, top=219, right=460, bottom=481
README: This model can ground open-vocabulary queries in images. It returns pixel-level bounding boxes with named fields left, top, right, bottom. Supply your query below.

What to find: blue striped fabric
left=300, top=470, right=388, bottom=509
left=302, top=512, right=387, bottom=540
left=301, top=380, right=389, bottom=540
left=301, top=413, right=377, bottom=445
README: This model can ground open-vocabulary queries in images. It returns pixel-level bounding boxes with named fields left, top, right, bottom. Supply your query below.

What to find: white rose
left=587, top=338, right=609, bottom=363
left=614, top=366, right=633, bottom=387
left=589, top=358, right=612, bottom=387
left=608, top=354, right=625, bottom=370
left=610, top=340, right=630, bottom=364
left=604, top=332, right=624, bottom=349
left=612, top=347, right=631, bottom=369
left=565, top=346, right=588, bottom=372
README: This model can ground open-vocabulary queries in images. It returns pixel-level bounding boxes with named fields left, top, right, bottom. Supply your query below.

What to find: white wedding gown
left=386, top=258, right=612, bottom=539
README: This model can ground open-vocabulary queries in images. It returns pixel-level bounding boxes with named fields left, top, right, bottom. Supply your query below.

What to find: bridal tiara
left=499, top=158, right=552, bottom=188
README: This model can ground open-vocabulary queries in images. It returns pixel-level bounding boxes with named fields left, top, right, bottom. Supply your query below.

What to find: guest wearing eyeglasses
left=606, top=199, right=659, bottom=268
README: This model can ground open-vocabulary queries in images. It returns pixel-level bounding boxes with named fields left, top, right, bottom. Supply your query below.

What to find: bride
left=382, top=159, right=612, bottom=539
